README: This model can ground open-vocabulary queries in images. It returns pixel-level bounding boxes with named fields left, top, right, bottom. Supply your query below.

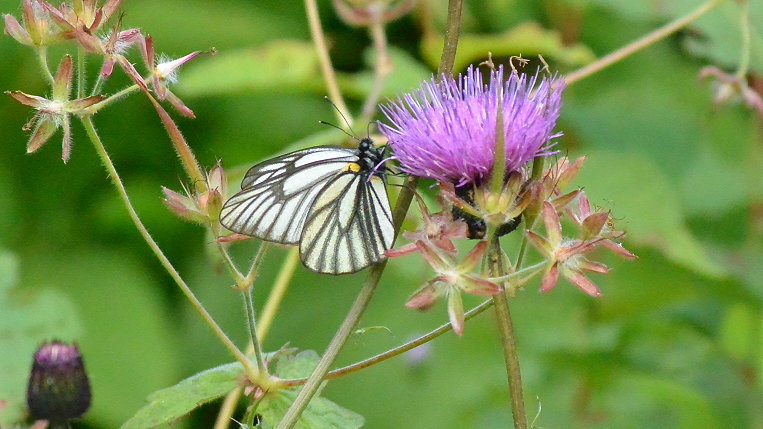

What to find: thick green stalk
left=488, top=236, right=528, bottom=429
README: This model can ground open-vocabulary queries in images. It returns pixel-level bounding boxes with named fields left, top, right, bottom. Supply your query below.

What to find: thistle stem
left=304, top=0, right=353, bottom=127
left=563, top=0, right=728, bottom=86
left=276, top=1, right=463, bottom=426
left=80, top=116, right=257, bottom=382
left=488, top=236, right=528, bottom=429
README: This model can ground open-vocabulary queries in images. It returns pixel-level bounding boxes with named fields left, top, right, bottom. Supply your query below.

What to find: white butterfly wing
left=220, top=147, right=357, bottom=244
left=300, top=173, right=394, bottom=274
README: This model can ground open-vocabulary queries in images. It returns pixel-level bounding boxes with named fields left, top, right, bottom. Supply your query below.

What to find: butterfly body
left=220, top=139, right=394, bottom=275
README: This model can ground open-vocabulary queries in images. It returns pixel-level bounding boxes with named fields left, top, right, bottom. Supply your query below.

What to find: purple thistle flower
left=379, top=66, right=564, bottom=186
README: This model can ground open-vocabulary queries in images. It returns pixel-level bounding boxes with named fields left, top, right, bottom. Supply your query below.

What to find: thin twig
left=213, top=248, right=300, bottom=429
left=360, top=7, right=392, bottom=124
left=304, top=0, right=353, bottom=127
left=564, top=0, right=728, bottom=86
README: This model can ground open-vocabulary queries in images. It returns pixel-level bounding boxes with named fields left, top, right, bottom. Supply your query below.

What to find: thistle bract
left=379, top=66, right=564, bottom=186
left=27, top=341, right=91, bottom=423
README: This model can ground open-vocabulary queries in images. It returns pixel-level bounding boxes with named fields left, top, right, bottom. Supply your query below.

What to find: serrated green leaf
left=420, top=22, right=596, bottom=72
left=120, top=362, right=244, bottom=429
left=576, top=150, right=726, bottom=278
left=0, top=250, right=81, bottom=426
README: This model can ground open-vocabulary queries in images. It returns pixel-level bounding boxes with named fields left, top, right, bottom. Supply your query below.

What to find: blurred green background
left=1, top=0, right=762, bottom=428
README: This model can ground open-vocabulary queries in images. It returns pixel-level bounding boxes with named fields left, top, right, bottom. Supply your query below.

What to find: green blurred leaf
left=179, top=40, right=322, bottom=97
left=420, top=22, right=596, bottom=72
left=719, top=303, right=761, bottom=364
left=577, top=150, right=726, bottom=278
left=257, top=351, right=364, bottom=429
left=342, top=47, right=433, bottom=99
left=0, top=249, right=81, bottom=425
left=121, top=362, right=244, bottom=429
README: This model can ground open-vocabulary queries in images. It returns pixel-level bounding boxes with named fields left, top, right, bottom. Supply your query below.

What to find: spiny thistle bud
left=27, top=341, right=91, bottom=423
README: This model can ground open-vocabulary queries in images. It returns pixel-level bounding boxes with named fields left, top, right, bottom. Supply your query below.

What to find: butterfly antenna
left=318, top=120, right=357, bottom=140
left=323, top=96, right=358, bottom=137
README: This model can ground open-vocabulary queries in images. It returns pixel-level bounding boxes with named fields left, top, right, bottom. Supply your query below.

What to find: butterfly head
left=356, top=137, right=386, bottom=177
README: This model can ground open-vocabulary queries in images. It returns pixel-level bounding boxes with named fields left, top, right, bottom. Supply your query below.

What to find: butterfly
left=220, top=138, right=394, bottom=275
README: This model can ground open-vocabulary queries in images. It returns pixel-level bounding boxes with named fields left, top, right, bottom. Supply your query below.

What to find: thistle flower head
left=27, top=341, right=91, bottom=423
left=379, top=65, right=564, bottom=186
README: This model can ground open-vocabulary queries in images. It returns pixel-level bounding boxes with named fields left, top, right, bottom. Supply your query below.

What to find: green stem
left=90, top=73, right=105, bottom=97
left=359, top=10, right=392, bottom=125
left=276, top=1, right=463, bottom=426
left=81, top=84, right=141, bottom=115
left=563, top=0, right=727, bottom=86
left=79, top=116, right=257, bottom=381
left=76, top=47, right=85, bottom=98
left=304, top=0, right=353, bottom=127
left=281, top=297, right=495, bottom=386
left=244, top=288, right=268, bottom=376
left=735, top=0, right=751, bottom=79
left=35, top=47, right=54, bottom=85
left=488, top=236, right=528, bottom=429
left=213, top=247, right=300, bottom=429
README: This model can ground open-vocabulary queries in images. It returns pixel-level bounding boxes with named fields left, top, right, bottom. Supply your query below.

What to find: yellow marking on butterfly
left=344, top=162, right=362, bottom=173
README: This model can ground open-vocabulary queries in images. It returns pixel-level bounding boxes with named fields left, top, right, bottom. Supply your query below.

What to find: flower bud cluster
left=4, top=0, right=206, bottom=161
left=163, top=163, right=228, bottom=226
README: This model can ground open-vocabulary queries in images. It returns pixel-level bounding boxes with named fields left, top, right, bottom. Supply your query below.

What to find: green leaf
left=257, top=351, right=364, bottom=429
left=121, top=362, right=244, bottom=429
left=719, top=303, right=762, bottom=364
left=342, top=47, right=433, bottom=99
left=179, top=40, right=323, bottom=97
left=420, top=22, right=596, bottom=72
left=0, top=249, right=81, bottom=425
left=576, top=150, right=726, bottom=278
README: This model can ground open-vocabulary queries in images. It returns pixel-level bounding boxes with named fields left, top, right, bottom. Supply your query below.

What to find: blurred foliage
left=0, top=0, right=761, bottom=428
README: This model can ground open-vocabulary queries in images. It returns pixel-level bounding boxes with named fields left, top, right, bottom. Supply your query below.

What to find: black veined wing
left=220, top=140, right=394, bottom=275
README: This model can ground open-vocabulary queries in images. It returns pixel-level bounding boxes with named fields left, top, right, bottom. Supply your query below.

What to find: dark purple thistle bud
left=27, top=341, right=91, bottom=423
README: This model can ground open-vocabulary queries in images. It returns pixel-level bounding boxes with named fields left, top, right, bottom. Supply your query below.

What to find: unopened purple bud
left=27, top=341, right=91, bottom=423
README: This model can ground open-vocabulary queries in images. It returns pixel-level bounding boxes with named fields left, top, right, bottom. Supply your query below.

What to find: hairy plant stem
left=244, top=288, right=267, bottom=376
left=213, top=248, right=300, bottom=429
left=304, top=0, right=353, bottom=127
left=76, top=47, right=85, bottom=98
left=35, top=47, right=54, bottom=84
left=82, top=83, right=141, bottom=114
left=488, top=236, right=528, bottom=429
left=563, top=0, right=728, bottom=86
left=79, top=116, right=258, bottom=382
left=276, top=2, right=463, bottom=427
